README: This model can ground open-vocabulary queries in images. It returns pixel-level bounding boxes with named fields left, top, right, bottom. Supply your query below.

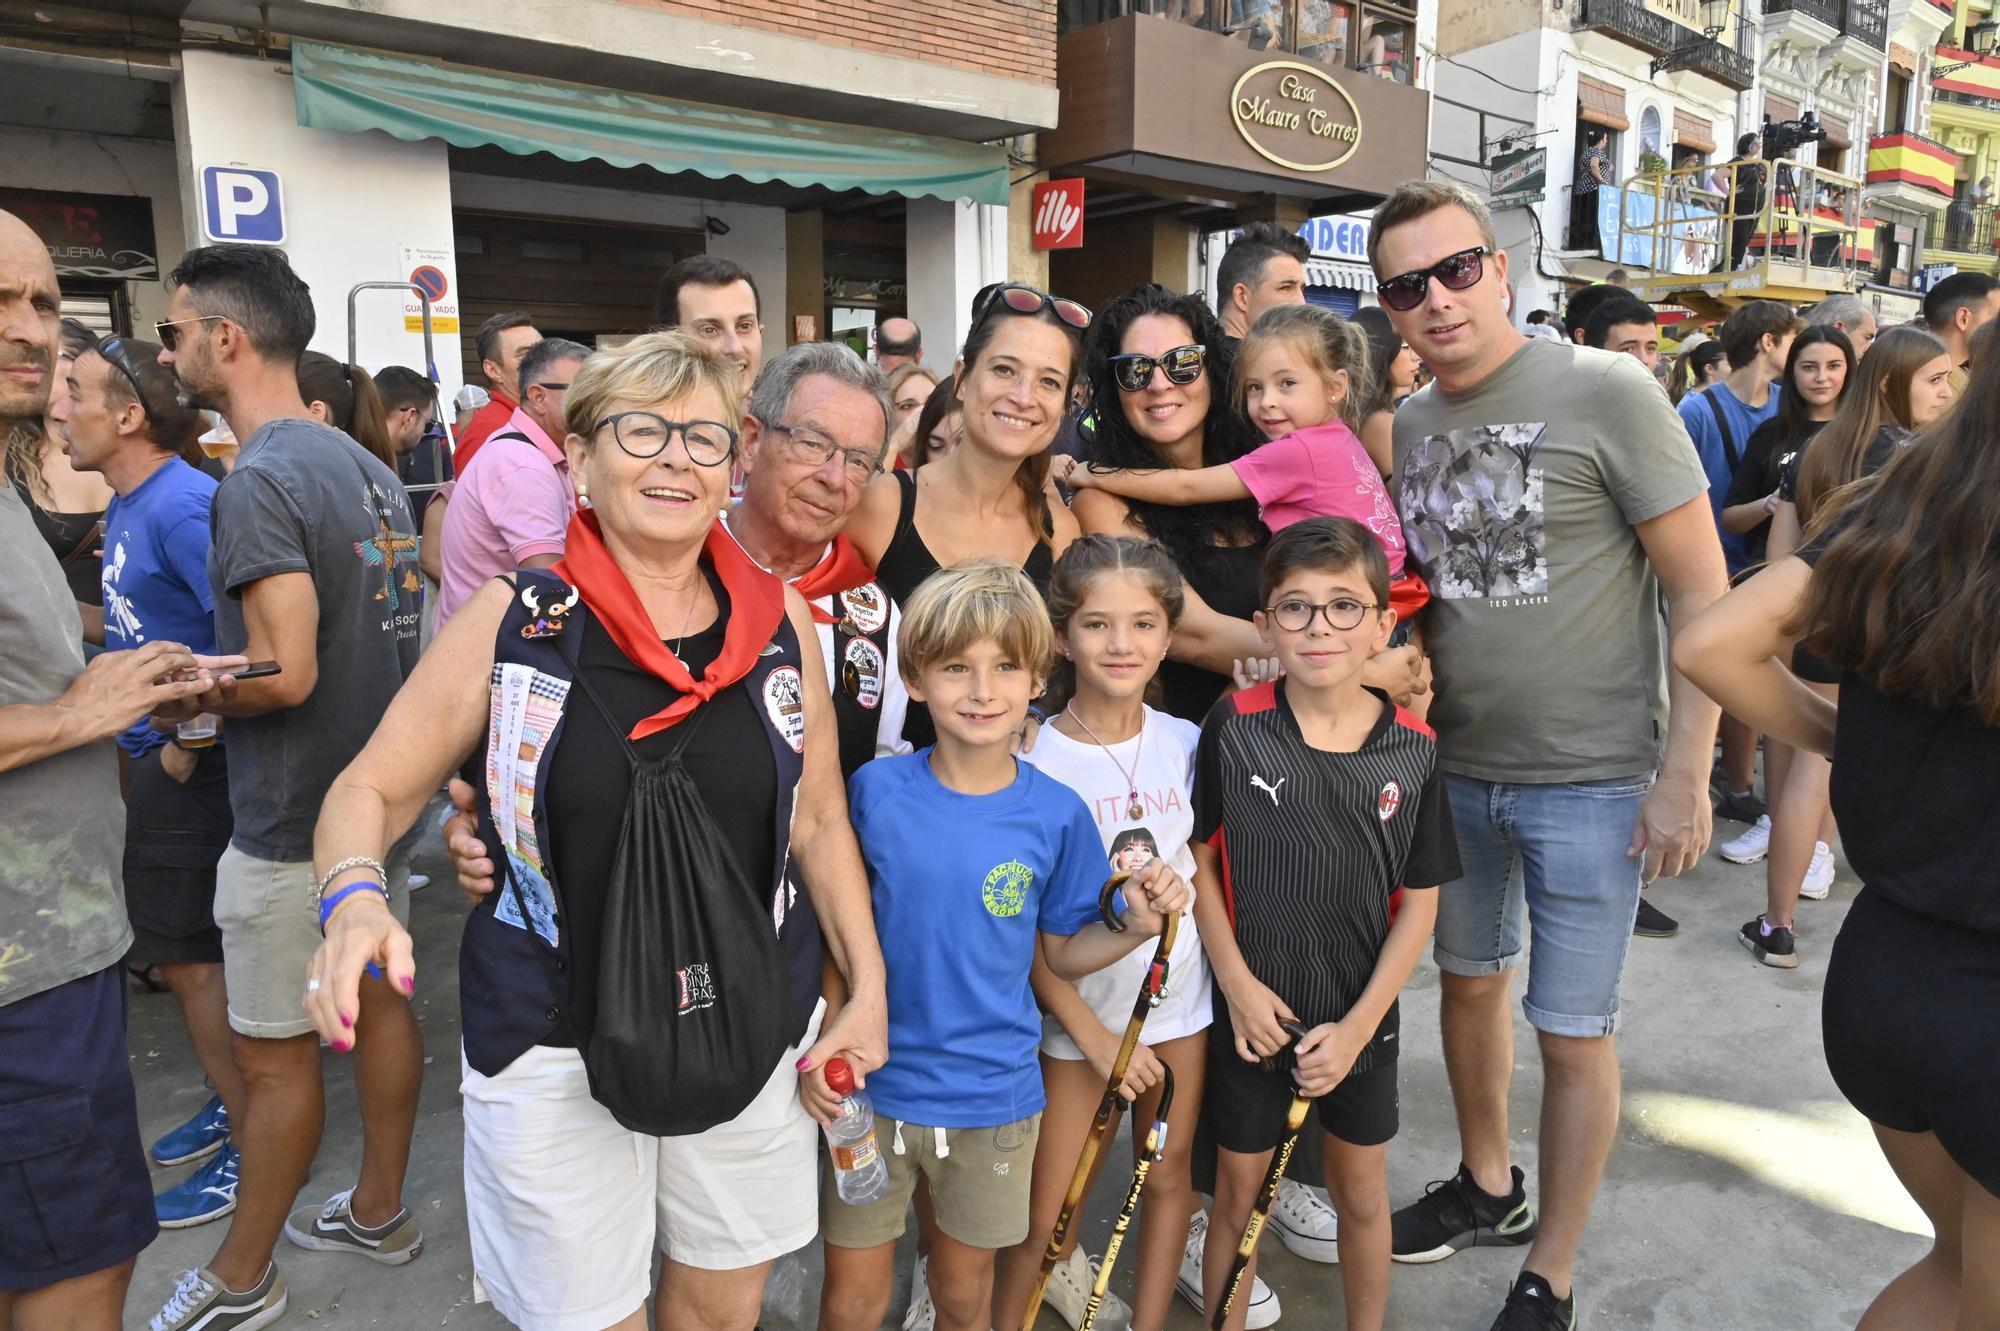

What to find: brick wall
left=627, top=0, right=1057, bottom=85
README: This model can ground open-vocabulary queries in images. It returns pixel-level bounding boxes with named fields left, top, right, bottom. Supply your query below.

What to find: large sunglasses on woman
left=1107, top=344, right=1207, bottom=393
left=1376, top=246, right=1492, bottom=313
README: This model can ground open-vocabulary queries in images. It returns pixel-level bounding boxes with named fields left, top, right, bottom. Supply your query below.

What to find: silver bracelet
left=312, top=856, right=390, bottom=913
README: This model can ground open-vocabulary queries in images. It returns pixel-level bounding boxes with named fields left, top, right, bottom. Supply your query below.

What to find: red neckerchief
left=551, top=511, right=785, bottom=741
left=791, top=536, right=876, bottom=625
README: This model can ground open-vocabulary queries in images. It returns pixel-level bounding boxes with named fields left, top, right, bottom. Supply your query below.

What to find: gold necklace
left=1065, top=703, right=1145, bottom=821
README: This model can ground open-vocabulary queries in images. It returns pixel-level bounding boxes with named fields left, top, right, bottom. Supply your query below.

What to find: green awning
left=290, top=42, right=1010, bottom=206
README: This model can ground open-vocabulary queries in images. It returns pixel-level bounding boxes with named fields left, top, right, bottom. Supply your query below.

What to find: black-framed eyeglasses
left=1264, top=596, right=1385, bottom=633
left=594, top=412, right=737, bottom=467
left=153, top=314, right=226, bottom=351
left=533, top=381, right=573, bottom=393
left=1377, top=246, right=1492, bottom=313
left=970, top=283, right=1092, bottom=334
left=1108, top=343, right=1207, bottom=393
left=765, top=421, right=884, bottom=485
left=95, top=337, right=157, bottom=420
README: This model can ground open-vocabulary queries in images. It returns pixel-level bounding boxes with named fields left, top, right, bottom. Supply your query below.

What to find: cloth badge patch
left=981, top=859, right=1034, bottom=918
left=763, top=666, right=807, bottom=752
left=842, top=637, right=884, bottom=710
left=838, top=582, right=888, bottom=635
left=1378, top=780, right=1403, bottom=821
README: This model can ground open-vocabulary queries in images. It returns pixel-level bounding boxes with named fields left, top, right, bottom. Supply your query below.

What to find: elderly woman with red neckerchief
left=303, top=330, right=887, bottom=1331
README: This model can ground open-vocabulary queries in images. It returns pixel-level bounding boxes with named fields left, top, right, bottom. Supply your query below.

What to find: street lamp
left=1935, top=20, right=1999, bottom=77
left=1650, top=0, right=1733, bottom=77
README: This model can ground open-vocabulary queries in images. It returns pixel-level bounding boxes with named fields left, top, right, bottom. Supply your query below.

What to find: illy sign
left=1032, top=179, right=1085, bottom=250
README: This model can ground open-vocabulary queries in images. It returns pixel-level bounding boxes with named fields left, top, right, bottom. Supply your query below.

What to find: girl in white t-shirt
left=991, top=533, right=1214, bottom=1331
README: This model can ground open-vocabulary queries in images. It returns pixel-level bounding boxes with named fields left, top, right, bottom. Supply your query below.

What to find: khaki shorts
left=214, top=845, right=410, bottom=1039
left=822, top=1112, right=1040, bottom=1251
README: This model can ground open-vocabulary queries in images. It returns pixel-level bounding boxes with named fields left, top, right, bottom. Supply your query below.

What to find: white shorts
left=460, top=1004, right=822, bottom=1331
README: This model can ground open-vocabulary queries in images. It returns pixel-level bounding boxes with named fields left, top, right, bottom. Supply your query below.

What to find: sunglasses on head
left=1108, top=343, right=1207, bottom=393
left=971, top=283, right=1092, bottom=334
left=95, top=337, right=157, bottom=420
left=1377, top=246, right=1492, bottom=313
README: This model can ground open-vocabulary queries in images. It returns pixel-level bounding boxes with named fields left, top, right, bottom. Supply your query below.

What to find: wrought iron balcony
left=1671, top=33, right=1756, bottom=87
left=1570, top=0, right=1679, bottom=55
left=1842, top=0, right=1888, bottom=49
left=1762, top=0, right=1842, bottom=26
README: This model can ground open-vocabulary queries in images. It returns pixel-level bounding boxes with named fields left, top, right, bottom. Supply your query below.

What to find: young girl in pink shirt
left=1061, top=304, right=1427, bottom=627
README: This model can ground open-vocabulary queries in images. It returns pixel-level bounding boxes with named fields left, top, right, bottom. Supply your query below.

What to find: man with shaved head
left=0, top=210, right=224, bottom=1327
left=875, top=316, right=923, bottom=374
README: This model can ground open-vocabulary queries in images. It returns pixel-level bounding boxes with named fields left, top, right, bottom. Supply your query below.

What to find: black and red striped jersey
left=1193, top=681, right=1459, bottom=1072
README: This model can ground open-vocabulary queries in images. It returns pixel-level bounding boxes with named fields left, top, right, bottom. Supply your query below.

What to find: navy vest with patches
left=458, top=567, right=820, bottom=1078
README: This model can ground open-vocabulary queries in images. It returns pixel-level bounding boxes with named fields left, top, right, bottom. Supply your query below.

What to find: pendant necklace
left=667, top=581, right=703, bottom=669
left=1065, top=703, right=1145, bottom=821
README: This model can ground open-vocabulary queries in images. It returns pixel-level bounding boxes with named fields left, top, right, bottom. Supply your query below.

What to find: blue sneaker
left=152, top=1094, right=228, bottom=1167
left=157, top=1143, right=239, bottom=1229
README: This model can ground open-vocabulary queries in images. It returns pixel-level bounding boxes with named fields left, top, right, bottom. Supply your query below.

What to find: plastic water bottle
left=822, top=1057, right=888, bottom=1205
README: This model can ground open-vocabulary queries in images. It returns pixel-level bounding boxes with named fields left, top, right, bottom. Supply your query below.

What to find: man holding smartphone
left=0, top=210, right=233, bottom=1329
left=148, top=243, right=427, bottom=1331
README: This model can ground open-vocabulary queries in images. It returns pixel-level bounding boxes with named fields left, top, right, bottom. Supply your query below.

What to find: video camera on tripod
left=1761, top=112, right=1827, bottom=161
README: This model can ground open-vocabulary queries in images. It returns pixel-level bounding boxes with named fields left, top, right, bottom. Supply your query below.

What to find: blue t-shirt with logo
left=1677, top=381, right=1778, bottom=572
left=101, top=458, right=219, bottom=756
left=848, top=749, right=1107, bottom=1127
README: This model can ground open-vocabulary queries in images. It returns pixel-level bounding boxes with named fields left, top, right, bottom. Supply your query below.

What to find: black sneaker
left=1390, top=1163, right=1536, bottom=1264
left=1633, top=897, right=1678, bottom=939
left=1713, top=786, right=1766, bottom=823
left=1489, top=1271, right=1577, bottom=1330
left=1739, top=915, right=1798, bottom=969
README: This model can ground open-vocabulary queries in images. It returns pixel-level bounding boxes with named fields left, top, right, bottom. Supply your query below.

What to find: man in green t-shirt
left=1366, top=182, right=1729, bottom=1331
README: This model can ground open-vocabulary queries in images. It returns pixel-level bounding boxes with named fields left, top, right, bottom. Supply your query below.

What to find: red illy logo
left=1378, top=780, right=1402, bottom=821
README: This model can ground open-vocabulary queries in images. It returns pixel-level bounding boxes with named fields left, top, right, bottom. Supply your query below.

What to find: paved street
left=128, top=813, right=1928, bottom=1330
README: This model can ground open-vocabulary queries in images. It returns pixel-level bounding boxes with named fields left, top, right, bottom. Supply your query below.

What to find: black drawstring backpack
left=570, top=667, right=792, bottom=1136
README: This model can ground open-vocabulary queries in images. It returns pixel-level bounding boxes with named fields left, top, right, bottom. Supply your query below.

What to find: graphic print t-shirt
left=209, top=418, right=421, bottom=861
left=1023, top=708, right=1213, bottom=1054
left=101, top=459, right=219, bottom=756
left=1192, top=683, right=1458, bottom=1073
left=1392, top=339, right=1709, bottom=783
left=848, top=751, right=1106, bottom=1126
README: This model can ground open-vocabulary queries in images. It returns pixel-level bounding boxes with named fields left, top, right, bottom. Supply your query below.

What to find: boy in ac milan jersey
left=1189, top=517, right=1459, bottom=1331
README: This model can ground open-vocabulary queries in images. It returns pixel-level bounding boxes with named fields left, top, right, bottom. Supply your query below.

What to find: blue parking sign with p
left=201, top=167, right=285, bottom=245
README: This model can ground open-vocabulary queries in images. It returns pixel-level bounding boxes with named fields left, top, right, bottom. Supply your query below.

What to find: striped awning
left=1577, top=76, right=1629, bottom=131
left=1305, top=259, right=1377, bottom=291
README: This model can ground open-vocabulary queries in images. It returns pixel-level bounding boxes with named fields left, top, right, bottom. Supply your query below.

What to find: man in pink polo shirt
left=434, top=337, right=588, bottom=625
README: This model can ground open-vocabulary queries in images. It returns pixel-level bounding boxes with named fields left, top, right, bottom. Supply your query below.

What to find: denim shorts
left=1433, top=774, right=1651, bottom=1038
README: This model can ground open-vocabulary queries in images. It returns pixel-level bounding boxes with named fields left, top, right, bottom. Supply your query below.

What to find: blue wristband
left=319, top=881, right=389, bottom=981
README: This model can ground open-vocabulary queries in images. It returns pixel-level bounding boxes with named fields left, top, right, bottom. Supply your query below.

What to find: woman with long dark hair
left=1713, top=326, right=1853, bottom=938
left=297, top=351, right=397, bottom=470
left=1669, top=339, right=1728, bottom=406
left=8, top=318, right=113, bottom=605
left=1675, top=344, right=2000, bottom=1329
left=1351, top=305, right=1421, bottom=476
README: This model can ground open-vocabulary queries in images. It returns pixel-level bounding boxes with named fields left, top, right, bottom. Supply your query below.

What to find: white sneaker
left=1178, top=1210, right=1281, bottom=1328
left=902, top=1253, right=934, bottom=1331
left=1720, top=815, right=1772, bottom=864
left=1800, top=841, right=1835, bottom=900
left=1043, top=1245, right=1131, bottom=1330
left=1272, top=1179, right=1340, bottom=1263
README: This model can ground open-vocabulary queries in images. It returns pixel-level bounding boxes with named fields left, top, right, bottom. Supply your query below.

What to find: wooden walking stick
left=1078, top=1064, right=1177, bottom=1330
left=1211, top=1020, right=1313, bottom=1331
left=1019, top=871, right=1182, bottom=1331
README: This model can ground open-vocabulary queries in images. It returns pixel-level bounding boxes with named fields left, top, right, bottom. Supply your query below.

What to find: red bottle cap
left=825, top=1057, right=855, bottom=1096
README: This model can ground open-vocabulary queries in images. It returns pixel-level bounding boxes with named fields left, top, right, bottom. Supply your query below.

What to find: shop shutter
left=1305, top=286, right=1360, bottom=316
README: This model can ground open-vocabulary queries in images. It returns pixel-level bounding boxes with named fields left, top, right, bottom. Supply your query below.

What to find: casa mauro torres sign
left=1230, top=61, right=1364, bottom=173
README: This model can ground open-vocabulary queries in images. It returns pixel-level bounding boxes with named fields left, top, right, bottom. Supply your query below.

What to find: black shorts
left=1207, top=997, right=1398, bottom=1151
left=1823, top=890, right=2000, bottom=1197
left=123, top=743, right=232, bottom=967
left=0, top=966, right=158, bottom=1289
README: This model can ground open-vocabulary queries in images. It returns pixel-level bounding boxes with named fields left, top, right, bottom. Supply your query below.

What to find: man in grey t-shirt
left=1369, top=184, right=1728, bottom=1331
left=149, top=244, right=426, bottom=1331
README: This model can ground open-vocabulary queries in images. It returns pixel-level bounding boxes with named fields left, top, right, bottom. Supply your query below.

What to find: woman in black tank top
left=848, top=286, right=1088, bottom=745
left=1068, top=285, right=1270, bottom=721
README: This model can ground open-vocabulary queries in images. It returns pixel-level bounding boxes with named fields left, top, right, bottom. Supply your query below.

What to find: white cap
left=453, top=384, right=490, bottom=412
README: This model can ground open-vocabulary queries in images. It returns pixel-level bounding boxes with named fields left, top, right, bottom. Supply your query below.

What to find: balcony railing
left=1763, top=0, right=1842, bottom=26
left=1569, top=0, right=1679, bottom=54
left=1058, top=0, right=1419, bottom=83
left=1937, top=87, right=2000, bottom=115
left=1674, top=36, right=1756, bottom=86
left=1938, top=203, right=1999, bottom=254
left=1841, top=0, right=1887, bottom=48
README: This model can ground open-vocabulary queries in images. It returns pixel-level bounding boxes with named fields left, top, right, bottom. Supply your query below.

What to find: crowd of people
left=0, top=173, right=1993, bottom=1331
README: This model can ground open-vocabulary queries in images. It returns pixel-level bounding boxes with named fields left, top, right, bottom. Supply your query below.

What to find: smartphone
left=230, top=661, right=283, bottom=680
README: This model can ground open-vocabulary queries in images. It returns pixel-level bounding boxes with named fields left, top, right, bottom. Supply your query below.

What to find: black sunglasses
left=1108, top=344, right=1207, bottom=393
left=971, top=283, right=1092, bottom=334
left=96, top=337, right=157, bottom=419
left=154, top=314, right=226, bottom=352
left=1377, top=246, right=1492, bottom=313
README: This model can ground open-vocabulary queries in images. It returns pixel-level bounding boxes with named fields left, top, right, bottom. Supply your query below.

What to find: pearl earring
left=576, top=486, right=592, bottom=509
